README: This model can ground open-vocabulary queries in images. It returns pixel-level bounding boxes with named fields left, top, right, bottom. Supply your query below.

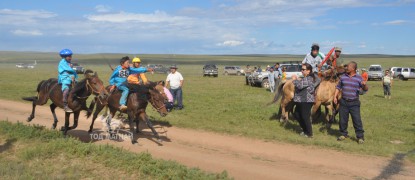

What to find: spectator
left=244, top=65, right=253, bottom=85
left=361, top=69, right=368, bottom=82
left=268, top=68, right=277, bottom=93
left=382, top=70, right=393, bottom=99
left=281, top=67, right=287, bottom=83
left=257, top=66, right=262, bottom=73
left=166, top=65, right=184, bottom=110
left=334, top=61, right=368, bottom=144
left=291, top=63, right=320, bottom=138
left=274, top=63, right=282, bottom=89
left=158, top=81, right=174, bottom=112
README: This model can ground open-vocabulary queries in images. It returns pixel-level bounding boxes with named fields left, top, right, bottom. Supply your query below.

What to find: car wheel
left=224, top=72, right=228, bottom=76
left=237, top=72, right=241, bottom=76
left=261, top=79, right=270, bottom=89
left=398, top=75, right=405, bottom=81
left=214, top=75, right=218, bottom=77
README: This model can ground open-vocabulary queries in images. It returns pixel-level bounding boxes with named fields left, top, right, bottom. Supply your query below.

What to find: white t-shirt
left=166, top=72, right=184, bottom=89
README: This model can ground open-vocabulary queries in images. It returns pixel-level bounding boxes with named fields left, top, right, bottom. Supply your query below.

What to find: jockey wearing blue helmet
left=58, top=48, right=78, bottom=112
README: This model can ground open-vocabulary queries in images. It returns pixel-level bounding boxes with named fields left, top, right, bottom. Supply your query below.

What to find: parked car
left=390, top=67, right=402, bottom=78
left=203, top=64, right=218, bottom=77
left=367, top=65, right=383, bottom=81
left=72, top=63, right=85, bottom=74
left=146, top=64, right=170, bottom=74
left=248, top=62, right=303, bottom=88
left=396, top=67, right=415, bottom=80
left=224, top=66, right=244, bottom=76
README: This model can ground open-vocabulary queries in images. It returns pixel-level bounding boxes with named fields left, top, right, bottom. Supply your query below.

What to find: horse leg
left=311, top=101, right=321, bottom=123
left=127, top=111, right=137, bottom=144
left=89, top=103, right=105, bottom=133
left=141, top=113, right=161, bottom=141
left=135, top=113, right=140, bottom=134
left=61, top=112, right=71, bottom=136
left=69, top=111, right=80, bottom=130
left=50, top=103, right=58, bottom=129
left=27, top=100, right=37, bottom=122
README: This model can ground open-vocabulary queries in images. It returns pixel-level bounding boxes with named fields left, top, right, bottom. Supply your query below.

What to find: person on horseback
left=303, top=43, right=325, bottom=75
left=109, top=56, right=151, bottom=111
left=127, top=57, right=149, bottom=85
left=325, top=47, right=342, bottom=69
left=58, top=48, right=78, bottom=113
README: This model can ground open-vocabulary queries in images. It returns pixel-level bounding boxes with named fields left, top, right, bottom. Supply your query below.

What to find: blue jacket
left=58, top=59, right=78, bottom=85
left=109, top=65, right=147, bottom=87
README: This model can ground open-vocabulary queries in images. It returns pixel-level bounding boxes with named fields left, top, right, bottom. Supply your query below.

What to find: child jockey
left=109, top=56, right=151, bottom=111
left=58, top=48, right=78, bottom=113
left=127, top=57, right=149, bottom=85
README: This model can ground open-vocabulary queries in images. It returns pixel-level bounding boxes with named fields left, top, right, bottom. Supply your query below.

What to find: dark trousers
left=245, top=76, right=249, bottom=85
left=383, top=84, right=391, bottom=96
left=294, top=102, right=313, bottom=136
left=170, top=87, right=183, bottom=108
left=339, top=99, right=365, bottom=139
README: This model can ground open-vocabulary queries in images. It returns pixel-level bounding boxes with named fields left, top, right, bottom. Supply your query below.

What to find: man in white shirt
left=303, top=43, right=325, bottom=74
left=166, top=65, right=184, bottom=110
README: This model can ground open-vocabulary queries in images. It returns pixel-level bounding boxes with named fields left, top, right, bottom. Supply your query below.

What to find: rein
left=149, top=91, right=165, bottom=111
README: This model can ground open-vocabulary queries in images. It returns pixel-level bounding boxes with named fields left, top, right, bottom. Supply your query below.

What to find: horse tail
left=22, top=96, right=38, bottom=101
left=267, top=82, right=286, bottom=106
left=23, top=80, right=47, bottom=101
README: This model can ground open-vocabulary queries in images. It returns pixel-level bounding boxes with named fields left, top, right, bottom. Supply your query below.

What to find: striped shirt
left=336, top=73, right=364, bottom=100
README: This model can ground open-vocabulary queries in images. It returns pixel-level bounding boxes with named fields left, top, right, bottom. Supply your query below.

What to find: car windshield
left=204, top=65, right=216, bottom=69
left=235, top=67, right=240, bottom=69
left=282, top=65, right=300, bottom=72
left=369, top=67, right=382, bottom=71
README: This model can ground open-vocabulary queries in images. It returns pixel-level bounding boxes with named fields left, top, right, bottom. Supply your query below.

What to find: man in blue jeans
left=334, top=61, right=369, bottom=144
left=166, top=65, right=184, bottom=110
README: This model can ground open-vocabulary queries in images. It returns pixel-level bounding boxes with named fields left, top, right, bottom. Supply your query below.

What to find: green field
left=1, top=51, right=415, bottom=162
left=0, top=121, right=229, bottom=179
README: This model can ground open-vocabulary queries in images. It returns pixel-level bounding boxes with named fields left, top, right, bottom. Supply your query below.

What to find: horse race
left=0, top=1, right=414, bottom=179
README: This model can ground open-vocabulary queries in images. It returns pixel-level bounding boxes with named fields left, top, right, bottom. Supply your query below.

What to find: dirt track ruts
left=0, top=99, right=414, bottom=180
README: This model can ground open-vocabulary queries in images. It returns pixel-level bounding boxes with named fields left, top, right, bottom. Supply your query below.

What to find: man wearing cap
left=303, top=43, right=325, bottom=75
left=327, top=47, right=342, bottom=69
left=166, top=65, right=184, bottom=110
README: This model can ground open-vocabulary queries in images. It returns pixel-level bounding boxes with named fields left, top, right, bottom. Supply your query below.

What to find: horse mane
left=71, top=78, right=88, bottom=95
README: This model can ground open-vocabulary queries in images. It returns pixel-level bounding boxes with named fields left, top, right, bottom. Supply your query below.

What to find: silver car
left=368, top=65, right=383, bottom=81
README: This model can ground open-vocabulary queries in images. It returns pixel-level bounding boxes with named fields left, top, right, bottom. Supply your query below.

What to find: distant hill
left=1, top=51, right=414, bottom=65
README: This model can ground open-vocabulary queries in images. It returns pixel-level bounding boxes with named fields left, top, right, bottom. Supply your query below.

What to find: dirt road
left=0, top=99, right=413, bottom=180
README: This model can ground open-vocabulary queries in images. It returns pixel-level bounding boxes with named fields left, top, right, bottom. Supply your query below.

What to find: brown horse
left=311, top=79, right=341, bottom=128
left=88, top=82, right=168, bottom=144
left=22, top=70, right=108, bottom=135
left=269, top=79, right=295, bottom=122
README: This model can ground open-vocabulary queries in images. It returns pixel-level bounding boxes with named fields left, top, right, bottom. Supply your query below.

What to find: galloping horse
left=23, top=70, right=108, bottom=135
left=88, top=82, right=168, bottom=144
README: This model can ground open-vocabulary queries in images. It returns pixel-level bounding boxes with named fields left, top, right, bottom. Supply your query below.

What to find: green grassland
left=1, top=51, right=415, bottom=162
left=0, top=121, right=229, bottom=179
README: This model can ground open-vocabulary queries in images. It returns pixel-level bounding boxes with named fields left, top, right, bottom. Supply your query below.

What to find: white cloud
left=95, top=5, right=112, bottom=13
left=384, top=20, right=407, bottom=25
left=337, top=20, right=361, bottom=25
left=0, top=8, right=57, bottom=25
left=216, top=40, right=245, bottom=47
left=11, top=29, right=43, bottom=36
left=86, top=10, right=191, bottom=23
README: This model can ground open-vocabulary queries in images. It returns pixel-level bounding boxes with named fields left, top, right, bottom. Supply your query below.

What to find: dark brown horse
left=22, top=70, right=108, bottom=136
left=88, top=82, right=168, bottom=144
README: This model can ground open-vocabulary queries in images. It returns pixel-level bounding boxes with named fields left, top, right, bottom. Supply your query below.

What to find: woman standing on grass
left=382, top=70, right=393, bottom=99
left=291, top=63, right=321, bottom=138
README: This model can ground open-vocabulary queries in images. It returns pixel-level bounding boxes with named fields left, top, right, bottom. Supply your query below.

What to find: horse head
left=148, top=88, right=168, bottom=117
left=147, top=81, right=168, bottom=102
left=84, top=69, right=109, bottom=104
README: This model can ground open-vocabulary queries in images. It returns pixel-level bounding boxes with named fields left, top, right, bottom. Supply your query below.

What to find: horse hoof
left=52, top=125, right=57, bottom=129
left=27, top=116, right=33, bottom=122
left=60, top=126, right=65, bottom=131
left=88, top=129, right=93, bottom=134
left=131, top=140, right=138, bottom=144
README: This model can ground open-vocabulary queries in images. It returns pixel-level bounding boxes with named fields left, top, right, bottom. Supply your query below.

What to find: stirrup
left=64, top=106, right=73, bottom=113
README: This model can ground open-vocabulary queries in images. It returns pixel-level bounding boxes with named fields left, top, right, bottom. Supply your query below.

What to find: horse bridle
left=75, top=78, right=106, bottom=105
left=149, top=91, right=166, bottom=112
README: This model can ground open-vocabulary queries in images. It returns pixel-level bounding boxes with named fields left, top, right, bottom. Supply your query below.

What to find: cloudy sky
left=1, top=0, right=414, bottom=55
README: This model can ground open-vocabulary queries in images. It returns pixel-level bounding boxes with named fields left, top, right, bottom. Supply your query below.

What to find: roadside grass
left=1, top=53, right=415, bottom=162
left=0, top=121, right=230, bottom=179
